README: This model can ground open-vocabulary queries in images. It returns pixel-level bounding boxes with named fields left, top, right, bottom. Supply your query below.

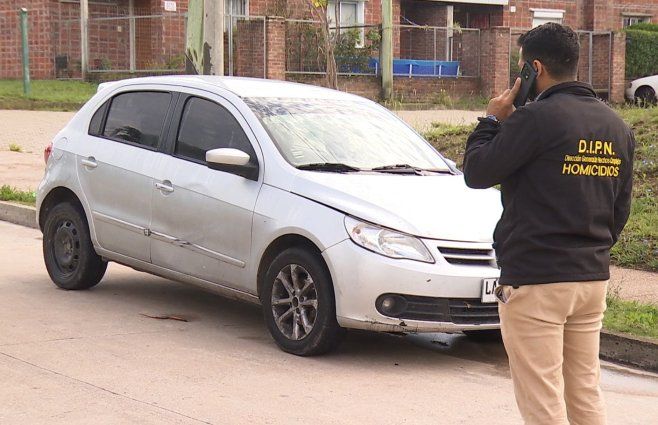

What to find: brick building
left=2, top=0, right=655, bottom=101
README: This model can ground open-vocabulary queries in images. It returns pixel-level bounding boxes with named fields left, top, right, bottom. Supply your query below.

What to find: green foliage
left=624, top=27, right=658, bottom=79
left=0, top=185, right=36, bottom=205
left=627, top=22, right=658, bottom=32
left=334, top=28, right=381, bottom=73
left=604, top=296, right=658, bottom=339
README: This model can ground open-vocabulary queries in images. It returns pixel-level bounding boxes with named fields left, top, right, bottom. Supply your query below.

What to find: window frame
left=530, top=8, right=565, bottom=28
left=166, top=93, right=261, bottom=180
left=89, top=90, right=177, bottom=152
left=327, top=0, right=366, bottom=46
left=622, top=15, right=651, bottom=28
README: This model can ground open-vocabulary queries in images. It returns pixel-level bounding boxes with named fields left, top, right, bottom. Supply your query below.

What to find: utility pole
left=380, top=0, right=393, bottom=100
left=186, top=0, right=225, bottom=75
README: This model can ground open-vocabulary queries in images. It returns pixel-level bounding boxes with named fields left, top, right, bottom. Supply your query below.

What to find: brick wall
left=0, top=0, right=54, bottom=79
left=480, top=27, right=510, bottom=97
left=266, top=17, right=286, bottom=80
left=609, top=31, right=626, bottom=103
left=400, top=1, right=448, bottom=61
left=286, top=73, right=480, bottom=102
left=236, top=19, right=266, bottom=77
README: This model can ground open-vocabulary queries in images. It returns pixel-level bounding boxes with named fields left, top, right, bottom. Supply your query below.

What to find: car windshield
left=244, top=97, right=451, bottom=171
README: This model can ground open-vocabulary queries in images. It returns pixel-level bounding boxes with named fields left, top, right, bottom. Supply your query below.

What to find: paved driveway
left=2, top=221, right=658, bottom=424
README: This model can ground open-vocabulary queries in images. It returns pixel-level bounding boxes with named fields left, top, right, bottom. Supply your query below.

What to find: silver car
left=37, top=76, right=503, bottom=355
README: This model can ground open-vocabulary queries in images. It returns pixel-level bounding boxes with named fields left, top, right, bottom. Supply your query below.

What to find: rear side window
left=175, top=97, right=256, bottom=163
left=103, top=91, right=171, bottom=149
left=88, top=100, right=109, bottom=136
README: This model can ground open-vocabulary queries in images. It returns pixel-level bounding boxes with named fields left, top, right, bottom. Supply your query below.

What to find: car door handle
left=155, top=180, right=174, bottom=193
left=81, top=157, right=97, bottom=169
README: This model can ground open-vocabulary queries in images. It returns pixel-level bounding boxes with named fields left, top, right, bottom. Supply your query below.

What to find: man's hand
left=485, top=78, right=521, bottom=122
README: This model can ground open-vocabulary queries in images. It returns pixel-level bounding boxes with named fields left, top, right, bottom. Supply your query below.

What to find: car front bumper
left=323, top=239, right=501, bottom=333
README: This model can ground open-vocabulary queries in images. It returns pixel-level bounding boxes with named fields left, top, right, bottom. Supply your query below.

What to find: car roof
left=98, top=75, right=364, bottom=101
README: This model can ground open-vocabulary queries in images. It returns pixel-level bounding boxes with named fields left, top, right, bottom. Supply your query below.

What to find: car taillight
left=44, top=142, right=53, bottom=164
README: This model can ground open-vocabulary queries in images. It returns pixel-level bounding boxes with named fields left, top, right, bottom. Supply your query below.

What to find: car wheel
left=261, top=247, right=344, bottom=356
left=463, top=329, right=502, bottom=342
left=43, top=202, right=107, bottom=290
left=635, top=86, right=657, bottom=106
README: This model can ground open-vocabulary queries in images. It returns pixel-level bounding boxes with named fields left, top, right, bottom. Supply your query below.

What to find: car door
left=149, top=92, right=263, bottom=291
left=77, top=90, right=175, bottom=262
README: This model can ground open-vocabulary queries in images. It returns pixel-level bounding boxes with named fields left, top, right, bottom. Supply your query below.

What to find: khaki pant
left=497, top=280, right=608, bottom=425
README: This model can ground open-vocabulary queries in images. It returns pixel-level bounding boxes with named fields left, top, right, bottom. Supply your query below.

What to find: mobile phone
left=513, top=61, right=538, bottom=108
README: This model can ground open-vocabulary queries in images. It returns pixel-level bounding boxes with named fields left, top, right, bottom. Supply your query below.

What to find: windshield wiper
left=370, top=164, right=452, bottom=175
left=296, top=163, right=363, bottom=173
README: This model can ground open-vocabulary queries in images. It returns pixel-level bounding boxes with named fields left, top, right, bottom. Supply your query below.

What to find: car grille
left=437, top=243, right=496, bottom=267
left=448, top=299, right=500, bottom=324
left=376, top=294, right=500, bottom=324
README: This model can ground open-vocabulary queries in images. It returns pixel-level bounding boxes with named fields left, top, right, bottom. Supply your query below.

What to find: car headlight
left=344, top=216, right=434, bottom=263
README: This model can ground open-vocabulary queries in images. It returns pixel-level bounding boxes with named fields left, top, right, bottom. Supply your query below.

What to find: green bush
left=625, top=25, right=658, bottom=79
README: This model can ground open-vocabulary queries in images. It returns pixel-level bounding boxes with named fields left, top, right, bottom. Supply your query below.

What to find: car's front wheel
left=261, top=247, right=344, bottom=356
left=43, top=202, right=107, bottom=290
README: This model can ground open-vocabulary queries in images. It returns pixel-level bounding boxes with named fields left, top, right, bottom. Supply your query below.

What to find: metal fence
left=224, top=14, right=266, bottom=78
left=285, top=20, right=381, bottom=76
left=54, top=7, right=187, bottom=78
left=396, top=25, right=480, bottom=78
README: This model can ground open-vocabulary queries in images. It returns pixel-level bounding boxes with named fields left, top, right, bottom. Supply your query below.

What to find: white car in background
left=36, top=76, right=503, bottom=356
left=626, top=75, right=658, bottom=104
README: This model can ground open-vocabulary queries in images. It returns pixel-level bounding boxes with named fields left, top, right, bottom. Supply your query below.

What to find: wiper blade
left=370, top=164, right=452, bottom=175
left=296, top=162, right=362, bottom=173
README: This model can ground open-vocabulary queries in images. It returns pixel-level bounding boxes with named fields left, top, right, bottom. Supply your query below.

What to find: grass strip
left=0, top=185, right=37, bottom=206
left=604, top=296, right=658, bottom=340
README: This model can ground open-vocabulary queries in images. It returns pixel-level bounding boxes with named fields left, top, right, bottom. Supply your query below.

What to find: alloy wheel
left=271, top=264, right=318, bottom=340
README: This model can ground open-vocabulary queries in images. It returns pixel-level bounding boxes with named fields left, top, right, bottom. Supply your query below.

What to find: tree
left=306, top=0, right=339, bottom=89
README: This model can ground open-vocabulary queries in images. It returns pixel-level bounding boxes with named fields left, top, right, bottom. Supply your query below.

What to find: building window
left=623, top=15, right=650, bottom=28
left=531, top=9, right=564, bottom=28
left=327, top=1, right=365, bottom=45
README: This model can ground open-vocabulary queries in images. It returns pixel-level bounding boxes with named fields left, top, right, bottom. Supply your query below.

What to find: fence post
left=80, top=0, right=89, bottom=80
left=19, top=8, right=30, bottom=96
left=380, top=0, right=393, bottom=100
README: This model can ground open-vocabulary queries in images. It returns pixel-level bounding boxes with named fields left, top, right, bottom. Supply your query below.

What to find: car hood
left=291, top=172, right=503, bottom=242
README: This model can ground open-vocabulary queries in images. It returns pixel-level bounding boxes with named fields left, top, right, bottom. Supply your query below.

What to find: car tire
left=261, top=247, right=345, bottom=356
left=43, top=202, right=107, bottom=290
left=635, top=86, right=657, bottom=106
left=463, top=329, right=502, bottom=342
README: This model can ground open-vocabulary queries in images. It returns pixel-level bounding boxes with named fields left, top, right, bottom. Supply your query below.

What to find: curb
left=0, top=202, right=657, bottom=372
left=0, top=200, right=37, bottom=229
left=600, top=330, right=658, bottom=372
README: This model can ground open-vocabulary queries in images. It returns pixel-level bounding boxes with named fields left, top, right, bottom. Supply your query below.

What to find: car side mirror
left=206, top=148, right=259, bottom=181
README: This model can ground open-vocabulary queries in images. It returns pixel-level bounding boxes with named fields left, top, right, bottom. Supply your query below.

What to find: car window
left=175, top=96, right=256, bottom=163
left=103, top=91, right=171, bottom=149
left=88, top=100, right=109, bottom=136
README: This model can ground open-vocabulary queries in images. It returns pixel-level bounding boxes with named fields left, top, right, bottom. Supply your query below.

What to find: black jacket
left=464, top=82, right=634, bottom=285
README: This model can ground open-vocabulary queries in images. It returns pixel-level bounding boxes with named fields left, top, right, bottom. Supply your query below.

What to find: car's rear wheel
left=43, top=202, right=107, bottom=290
left=261, top=247, right=344, bottom=356
left=635, top=86, right=657, bottom=106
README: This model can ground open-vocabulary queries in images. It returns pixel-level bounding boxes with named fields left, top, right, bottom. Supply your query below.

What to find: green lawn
left=424, top=106, right=658, bottom=272
left=0, top=80, right=97, bottom=111
left=604, top=296, right=658, bottom=340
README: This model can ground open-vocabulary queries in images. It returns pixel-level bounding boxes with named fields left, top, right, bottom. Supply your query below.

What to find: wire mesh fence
left=396, top=25, right=480, bottom=78
left=224, top=15, right=266, bottom=78
left=285, top=20, right=381, bottom=75
left=54, top=6, right=187, bottom=77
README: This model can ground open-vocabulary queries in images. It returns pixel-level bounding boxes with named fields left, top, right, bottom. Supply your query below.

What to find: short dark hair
left=518, top=23, right=580, bottom=79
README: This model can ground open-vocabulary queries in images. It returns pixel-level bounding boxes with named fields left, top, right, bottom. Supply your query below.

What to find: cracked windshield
left=245, top=97, right=451, bottom=171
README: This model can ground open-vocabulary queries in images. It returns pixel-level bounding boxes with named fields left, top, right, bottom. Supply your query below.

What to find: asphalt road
left=1, top=221, right=657, bottom=425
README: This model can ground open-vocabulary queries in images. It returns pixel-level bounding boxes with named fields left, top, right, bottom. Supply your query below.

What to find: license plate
left=481, top=278, right=498, bottom=303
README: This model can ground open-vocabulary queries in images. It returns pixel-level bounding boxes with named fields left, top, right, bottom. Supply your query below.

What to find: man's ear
left=532, top=60, right=542, bottom=76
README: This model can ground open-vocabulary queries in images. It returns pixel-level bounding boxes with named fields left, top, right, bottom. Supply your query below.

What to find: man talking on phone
left=463, top=23, right=635, bottom=425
